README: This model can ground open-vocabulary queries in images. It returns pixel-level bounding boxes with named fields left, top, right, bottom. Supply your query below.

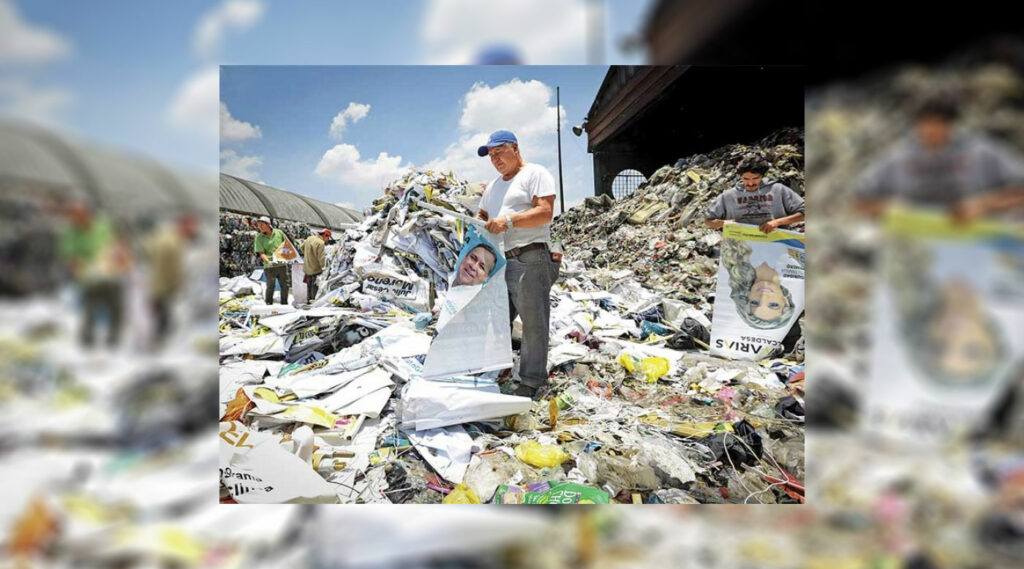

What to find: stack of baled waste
left=219, top=212, right=315, bottom=277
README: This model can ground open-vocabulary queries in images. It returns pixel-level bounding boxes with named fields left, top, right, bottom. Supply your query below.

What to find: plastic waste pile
left=218, top=165, right=805, bottom=504
left=219, top=212, right=315, bottom=277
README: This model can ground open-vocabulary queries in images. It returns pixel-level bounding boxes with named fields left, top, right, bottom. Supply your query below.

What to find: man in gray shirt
left=705, top=155, right=805, bottom=233
left=857, top=96, right=1024, bottom=220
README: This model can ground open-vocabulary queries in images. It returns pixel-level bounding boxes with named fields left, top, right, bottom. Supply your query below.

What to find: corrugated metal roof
left=306, top=196, right=362, bottom=226
left=73, top=145, right=179, bottom=216
left=219, top=173, right=363, bottom=229
left=0, top=119, right=206, bottom=217
left=242, top=178, right=324, bottom=224
left=0, top=121, right=80, bottom=191
left=176, top=172, right=219, bottom=213
left=219, top=174, right=271, bottom=216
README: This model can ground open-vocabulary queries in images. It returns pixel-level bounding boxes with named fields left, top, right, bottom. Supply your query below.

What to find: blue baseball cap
left=477, top=130, right=518, bottom=157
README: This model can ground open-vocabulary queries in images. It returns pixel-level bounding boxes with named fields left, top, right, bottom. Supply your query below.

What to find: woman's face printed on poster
left=921, top=280, right=1000, bottom=382
left=748, top=262, right=788, bottom=320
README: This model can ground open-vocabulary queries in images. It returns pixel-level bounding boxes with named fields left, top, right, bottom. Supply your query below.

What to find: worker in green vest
left=253, top=216, right=290, bottom=305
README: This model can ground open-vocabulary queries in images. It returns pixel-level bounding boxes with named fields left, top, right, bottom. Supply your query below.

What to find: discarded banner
left=361, top=269, right=428, bottom=310
left=866, top=208, right=1024, bottom=443
left=219, top=421, right=339, bottom=503
left=710, top=223, right=805, bottom=361
left=422, top=225, right=513, bottom=379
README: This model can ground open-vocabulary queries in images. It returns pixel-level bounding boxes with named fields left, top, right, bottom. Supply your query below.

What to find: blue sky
left=3, top=0, right=652, bottom=183
left=220, top=66, right=608, bottom=211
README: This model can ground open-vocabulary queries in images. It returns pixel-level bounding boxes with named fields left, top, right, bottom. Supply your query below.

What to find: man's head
left=178, top=212, right=199, bottom=241
left=478, top=130, right=522, bottom=178
left=454, top=245, right=497, bottom=287
left=737, top=156, right=769, bottom=192
left=67, top=202, right=93, bottom=228
left=318, top=228, right=332, bottom=241
left=914, top=96, right=959, bottom=150
left=256, top=216, right=272, bottom=235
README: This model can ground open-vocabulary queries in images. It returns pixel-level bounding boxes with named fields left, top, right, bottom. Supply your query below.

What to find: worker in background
left=253, top=216, right=289, bottom=305
left=857, top=94, right=1024, bottom=220
left=146, top=212, right=199, bottom=347
left=705, top=155, right=805, bottom=356
left=705, top=155, right=805, bottom=233
left=303, top=228, right=329, bottom=303
left=59, top=202, right=132, bottom=348
left=475, top=130, right=560, bottom=400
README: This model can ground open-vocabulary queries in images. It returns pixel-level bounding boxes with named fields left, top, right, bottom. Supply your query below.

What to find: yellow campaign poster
left=709, top=223, right=805, bottom=361
left=272, top=236, right=301, bottom=264
left=866, top=207, right=1024, bottom=443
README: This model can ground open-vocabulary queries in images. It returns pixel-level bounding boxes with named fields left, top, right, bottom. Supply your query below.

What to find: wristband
left=505, top=215, right=513, bottom=228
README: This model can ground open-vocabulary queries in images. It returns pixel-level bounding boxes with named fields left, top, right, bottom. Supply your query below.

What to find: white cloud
left=220, top=101, right=261, bottom=141
left=421, top=0, right=586, bottom=64
left=0, top=77, right=72, bottom=126
left=459, top=79, right=562, bottom=138
left=193, top=0, right=265, bottom=58
left=421, top=79, right=565, bottom=184
left=220, top=148, right=263, bottom=181
left=329, top=102, right=370, bottom=140
left=167, top=66, right=219, bottom=138
left=315, top=143, right=411, bottom=192
left=0, top=0, right=71, bottom=65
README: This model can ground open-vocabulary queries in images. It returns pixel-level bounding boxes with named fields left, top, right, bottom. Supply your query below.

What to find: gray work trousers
left=81, top=279, right=124, bottom=347
left=264, top=264, right=290, bottom=305
left=306, top=272, right=321, bottom=303
left=505, top=245, right=560, bottom=389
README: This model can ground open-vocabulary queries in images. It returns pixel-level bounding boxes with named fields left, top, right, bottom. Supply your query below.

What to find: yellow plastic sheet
left=515, top=440, right=568, bottom=468
left=443, top=483, right=481, bottom=504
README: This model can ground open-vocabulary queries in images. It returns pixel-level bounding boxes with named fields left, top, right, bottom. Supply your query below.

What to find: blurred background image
left=3, top=0, right=1024, bottom=568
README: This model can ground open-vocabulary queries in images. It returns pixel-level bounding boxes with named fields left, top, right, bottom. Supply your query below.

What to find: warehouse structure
left=0, top=119, right=220, bottom=295
left=219, top=173, right=362, bottom=230
left=581, top=66, right=804, bottom=198
left=0, top=119, right=214, bottom=218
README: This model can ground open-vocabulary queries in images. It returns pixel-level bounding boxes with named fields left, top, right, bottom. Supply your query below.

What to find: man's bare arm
left=510, top=195, right=555, bottom=228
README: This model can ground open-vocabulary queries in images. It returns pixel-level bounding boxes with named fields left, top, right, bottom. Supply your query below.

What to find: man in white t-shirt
left=475, top=130, right=560, bottom=399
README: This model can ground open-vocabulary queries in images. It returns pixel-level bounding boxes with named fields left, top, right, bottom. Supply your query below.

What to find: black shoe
left=511, top=384, right=537, bottom=398
left=530, top=384, right=552, bottom=402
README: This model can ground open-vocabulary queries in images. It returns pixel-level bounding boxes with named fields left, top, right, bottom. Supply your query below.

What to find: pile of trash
left=219, top=212, right=315, bottom=277
left=219, top=166, right=805, bottom=504
left=804, top=62, right=1024, bottom=416
left=552, top=128, right=804, bottom=302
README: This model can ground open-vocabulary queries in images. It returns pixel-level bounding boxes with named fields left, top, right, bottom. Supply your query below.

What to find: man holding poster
left=704, top=155, right=805, bottom=233
left=253, top=216, right=291, bottom=305
left=476, top=130, right=560, bottom=399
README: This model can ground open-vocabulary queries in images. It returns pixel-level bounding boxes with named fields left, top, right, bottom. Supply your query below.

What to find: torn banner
left=710, top=224, right=805, bottom=361
left=422, top=224, right=513, bottom=379
left=866, top=208, right=1024, bottom=443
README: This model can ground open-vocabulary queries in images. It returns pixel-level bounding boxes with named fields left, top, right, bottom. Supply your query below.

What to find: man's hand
left=259, top=253, right=270, bottom=264
left=476, top=209, right=489, bottom=222
left=759, top=219, right=782, bottom=234
left=485, top=216, right=509, bottom=234
left=704, top=219, right=733, bottom=230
